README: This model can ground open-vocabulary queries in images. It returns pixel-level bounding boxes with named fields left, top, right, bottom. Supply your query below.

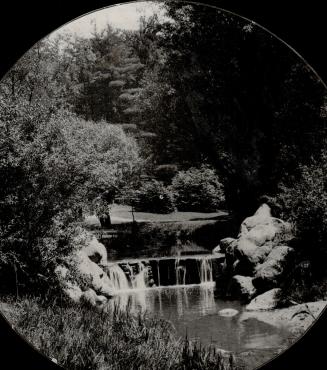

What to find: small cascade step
left=106, top=254, right=219, bottom=293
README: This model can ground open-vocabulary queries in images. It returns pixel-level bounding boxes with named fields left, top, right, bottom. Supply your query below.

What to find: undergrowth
left=3, top=297, right=238, bottom=370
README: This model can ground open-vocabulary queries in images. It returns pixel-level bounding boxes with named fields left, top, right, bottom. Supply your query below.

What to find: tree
left=0, top=92, right=141, bottom=293
left=136, top=2, right=327, bottom=217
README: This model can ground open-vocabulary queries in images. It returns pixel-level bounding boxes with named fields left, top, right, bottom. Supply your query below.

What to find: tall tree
left=136, top=2, right=327, bottom=216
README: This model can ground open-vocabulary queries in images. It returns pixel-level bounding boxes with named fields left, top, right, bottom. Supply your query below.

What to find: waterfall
left=199, top=257, right=213, bottom=284
left=131, top=262, right=148, bottom=290
left=105, top=255, right=216, bottom=293
left=106, top=263, right=129, bottom=291
left=175, top=258, right=187, bottom=285
left=157, top=260, right=161, bottom=287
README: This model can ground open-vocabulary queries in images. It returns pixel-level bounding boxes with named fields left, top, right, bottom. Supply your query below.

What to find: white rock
left=218, top=308, right=239, bottom=317
left=240, top=204, right=272, bottom=234
left=82, top=289, right=98, bottom=306
left=63, top=282, right=83, bottom=303
left=246, top=288, right=281, bottom=311
left=83, top=237, right=108, bottom=266
left=75, top=250, right=115, bottom=297
left=212, top=245, right=221, bottom=254
left=228, top=275, right=257, bottom=301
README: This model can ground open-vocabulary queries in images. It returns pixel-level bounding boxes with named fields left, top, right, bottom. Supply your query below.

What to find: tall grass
left=4, top=297, right=238, bottom=370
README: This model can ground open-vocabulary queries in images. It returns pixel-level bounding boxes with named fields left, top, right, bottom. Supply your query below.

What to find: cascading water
left=199, top=257, right=213, bottom=284
left=156, top=260, right=161, bottom=287
left=106, top=255, right=217, bottom=292
left=175, top=258, right=187, bottom=285
left=131, top=262, right=148, bottom=290
left=106, top=263, right=129, bottom=291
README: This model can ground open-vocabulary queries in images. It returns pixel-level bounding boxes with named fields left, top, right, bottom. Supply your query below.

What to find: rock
left=253, top=246, right=293, bottom=291
left=81, top=289, right=99, bottom=306
left=225, top=239, right=238, bottom=266
left=239, top=204, right=272, bottom=235
left=63, top=282, right=83, bottom=303
left=246, top=288, right=281, bottom=311
left=234, top=239, right=259, bottom=274
left=235, top=239, right=258, bottom=260
left=241, top=301, right=327, bottom=334
left=75, top=250, right=116, bottom=297
left=95, top=295, right=108, bottom=305
left=219, top=237, right=237, bottom=253
left=227, top=275, right=257, bottom=302
left=251, top=244, right=274, bottom=264
left=212, top=245, right=221, bottom=254
left=83, top=237, right=108, bottom=266
left=238, top=204, right=293, bottom=248
left=230, top=205, right=294, bottom=277
left=81, top=289, right=107, bottom=307
left=245, top=223, right=277, bottom=246
left=218, top=308, right=239, bottom=317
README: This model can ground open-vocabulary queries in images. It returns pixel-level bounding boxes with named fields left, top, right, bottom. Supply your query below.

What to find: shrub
left=171, top=165, right=225, bottom=212
left=154, top=164, right=179, bottom=184
left=0, top=96, right=141, bottom=295
left=131, top=180, right=175, bottom=214
left=273, top=159, right=327, bottom=267
left=270, top=156, right=327, bottom=303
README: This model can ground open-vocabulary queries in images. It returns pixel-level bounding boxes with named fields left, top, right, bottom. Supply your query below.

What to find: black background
left=0, top=1, right=326, bottom=369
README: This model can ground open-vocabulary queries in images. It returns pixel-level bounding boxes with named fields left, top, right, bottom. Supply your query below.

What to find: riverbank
left=240, top=301, right=327, bottom=336
left=0, top=297, right=237, bottom=370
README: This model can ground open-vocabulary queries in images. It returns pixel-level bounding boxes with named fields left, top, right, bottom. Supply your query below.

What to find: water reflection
left=105, top=285, right=289, bottom=353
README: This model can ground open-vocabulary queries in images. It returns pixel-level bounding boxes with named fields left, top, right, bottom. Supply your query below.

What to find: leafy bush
left=171, top=165, right=225, bottom=212
left=272, top=159, right=327, bottom=266
left=0, top=97, right=141, bottom=295
left=269, top=156, right=327, bottom=302
left=131, top=180, right=175, bottom=214
left=276, top=261, right=327, bottom=306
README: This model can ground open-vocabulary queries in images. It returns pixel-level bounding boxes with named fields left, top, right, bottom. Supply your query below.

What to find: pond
left=104, top=255, right=290, bottom=355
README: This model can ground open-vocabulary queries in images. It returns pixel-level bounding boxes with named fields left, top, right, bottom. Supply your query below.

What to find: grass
left=1, top=296, right=239, bottom=370
left=85, top=204, right=228, bottom=225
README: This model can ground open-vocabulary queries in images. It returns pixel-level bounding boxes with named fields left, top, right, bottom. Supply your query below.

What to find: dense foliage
left=269, top=156, right=327, bottom=303
left=0, top=96, right=140, bottom=293
left=137, top=2, right=327, bottom=217
left=171, top=165, right=225, bottom=212
left=131, top=179, right=175, bottom=214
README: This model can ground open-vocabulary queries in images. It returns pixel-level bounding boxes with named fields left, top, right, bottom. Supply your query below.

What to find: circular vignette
left=0, top=1, right=326, bottom=370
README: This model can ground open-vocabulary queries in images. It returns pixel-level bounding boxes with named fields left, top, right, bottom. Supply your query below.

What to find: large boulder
left=219, top=237, right=237, bottom=253
left=81, top=288, right=108, bottom=307
left=246, top=288, right=281, bottom=311
left=231, top=204, right=294, bottom=274
left=227, top=275, right=257, bottom=302
left=238, top=204, right=293, bottom=248
left=239, top=204, right=272, bottom=235
left=253, top=246, right=294, bottom=291
left=75, top=250, right=116, bottom=297
left=218, top=204, right=294, bottom=301
left=83, top=237, right=108, bottom=266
